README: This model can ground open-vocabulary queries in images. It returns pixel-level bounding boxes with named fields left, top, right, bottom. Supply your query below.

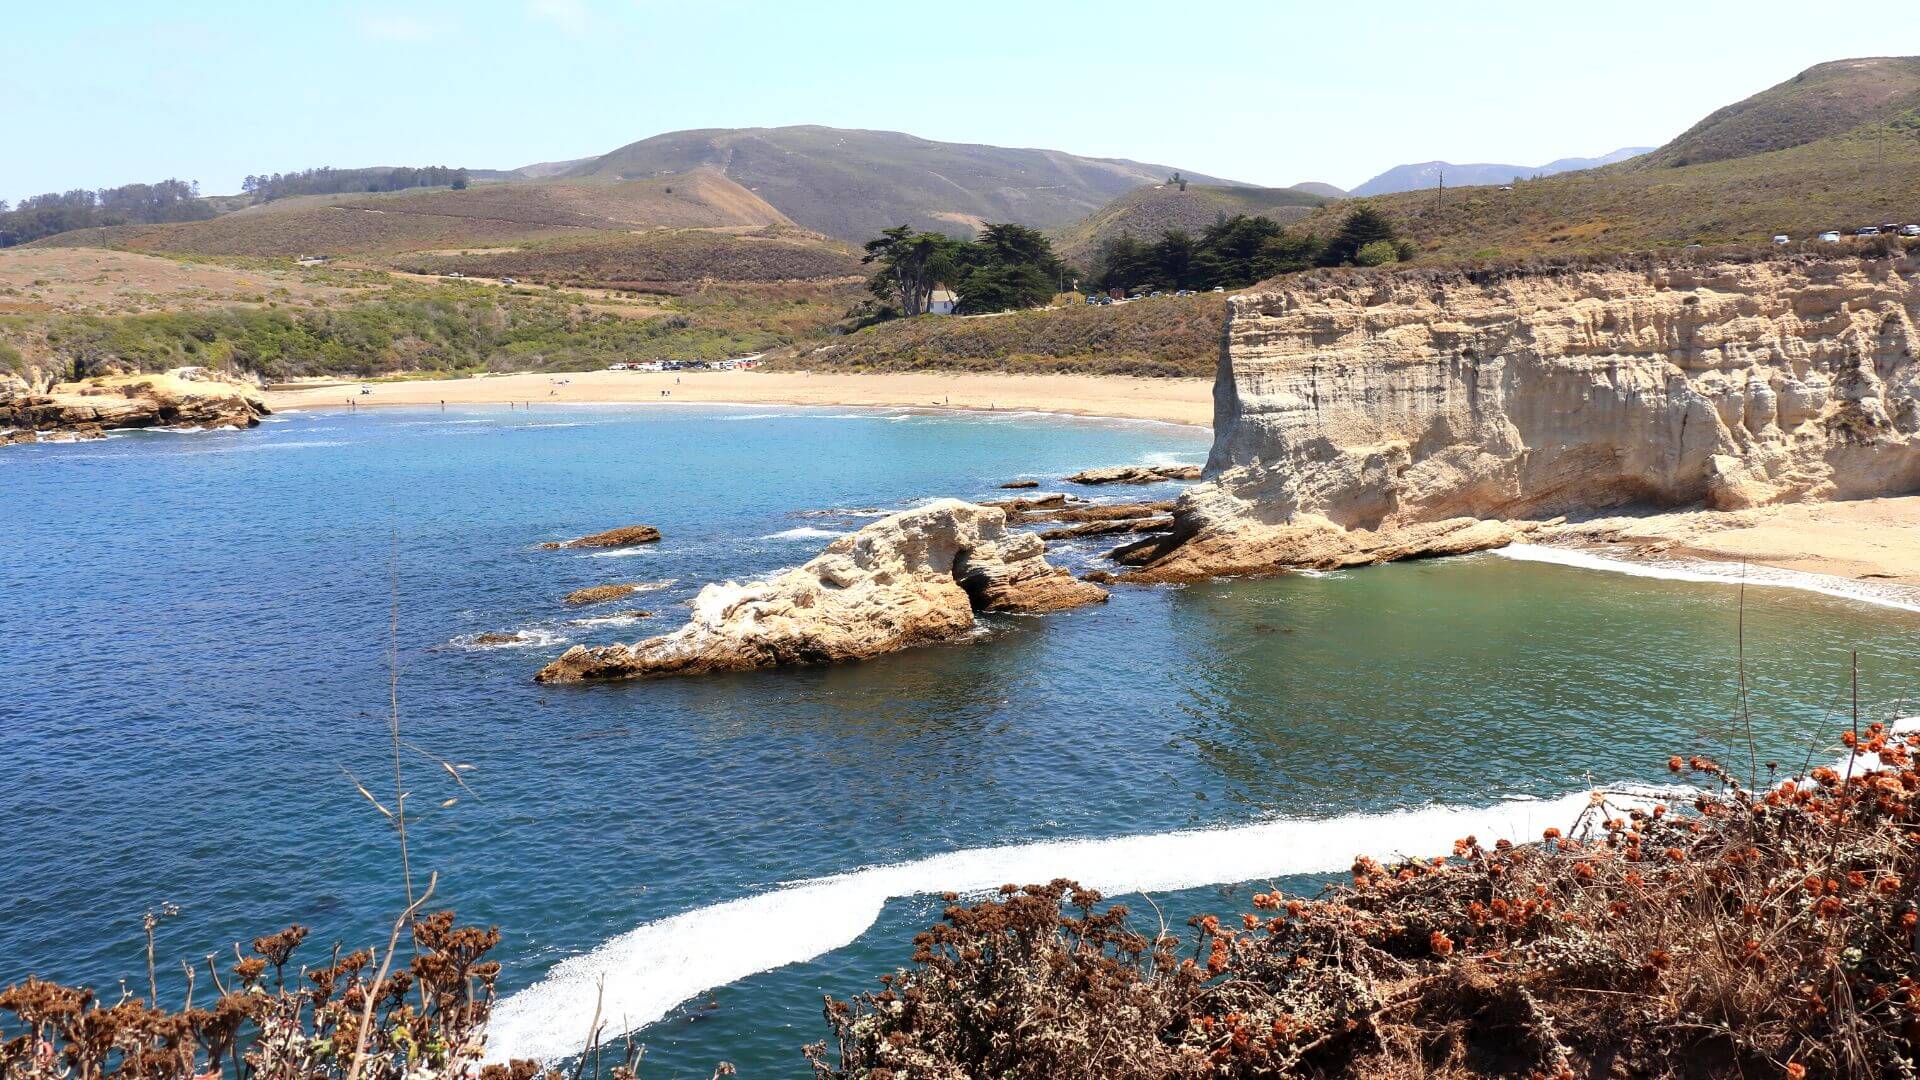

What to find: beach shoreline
left=1527, top=495, right=1920, bottom=605
left=262, top=369, right=1215, bottom=428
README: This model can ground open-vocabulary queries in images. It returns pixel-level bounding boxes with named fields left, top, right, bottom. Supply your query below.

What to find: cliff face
left=1125, top=253, right=1920, bottom=579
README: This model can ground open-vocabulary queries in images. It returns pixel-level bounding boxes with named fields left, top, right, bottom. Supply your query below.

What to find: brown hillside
left=391, top=226, right=862, bottom=288
left=1288, top=57, right=1920, bottom=261
left=772, top=294, right=1225, bottom=378
left=1055, top=183, right=1326, bottom=264
left=1640, top=56, right=1920, bottom=168
left=28, top=172, right=790, bottom=258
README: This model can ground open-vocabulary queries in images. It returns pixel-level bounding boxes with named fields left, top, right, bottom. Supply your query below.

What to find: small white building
left=926, top=288, right=958, bottom=316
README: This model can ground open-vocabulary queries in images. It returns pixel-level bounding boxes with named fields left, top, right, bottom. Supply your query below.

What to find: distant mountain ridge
left=1351, top=147, right=1652, bottom=196
left=558, top=125, right=1241, bottom=242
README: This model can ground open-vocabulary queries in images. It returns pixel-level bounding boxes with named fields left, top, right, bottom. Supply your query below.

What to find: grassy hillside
left=770, top=294, right=1225, bottom=378
left=1, top=278, right=856, bottom=381
left=28, top=172, right=790, bottom=257
left=563, top=125, right=1241, bottom=242
left=1287, top=57, right=1920, bottom=261
left=1053, top=183, right=1326, bottom=264
left=1640, top=56, right=1920, bottom=167
left=389, top=226, right=861, bottom=288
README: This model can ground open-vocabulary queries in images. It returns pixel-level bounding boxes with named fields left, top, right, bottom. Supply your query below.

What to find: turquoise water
left=4, top=404, right=1918, bottom=1076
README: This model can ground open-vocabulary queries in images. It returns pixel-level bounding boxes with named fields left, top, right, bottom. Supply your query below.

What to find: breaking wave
left=488, top=785, right=1671, bottom=1061
left=1494, top=543, right=1920, bottom=614
left=761, top=526, right=847, bottom=540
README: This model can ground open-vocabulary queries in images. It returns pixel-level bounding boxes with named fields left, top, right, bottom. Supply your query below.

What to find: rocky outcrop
left=1066, top=464, right=1203, bottom=485
left=564, top=583, right=654, bottom=605
left=1127, top=253, right=1920, bottom=580
left=1, top=367, right=269, bottom=442
left=535, top=499, right=1105, bottom=682
left=540, top=525, right=661, bottom=550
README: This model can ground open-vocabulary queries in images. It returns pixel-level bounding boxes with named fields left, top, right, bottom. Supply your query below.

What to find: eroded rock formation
left=1126, top=253, right=1920, bottom=580
left=1, top=367, right=269, bottom=443
left=1066, top=464, right=1203, bottom=485
left=536, top=499, right=1105, bottom=681
left=540, top=525, right=661, bottom=550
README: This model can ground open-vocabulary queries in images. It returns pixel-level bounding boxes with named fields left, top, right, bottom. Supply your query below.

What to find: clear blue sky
left=6, top=0, right=1917, bottom=203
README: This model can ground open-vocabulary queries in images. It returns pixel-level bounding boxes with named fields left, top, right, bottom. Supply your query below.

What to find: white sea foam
left=1140, top=450, right=1203, bottom=468
left=795, top=507, right=890, bottom=520
left=448, top=627, right=569, bottom=650
left=568, top=614, right=650, bottom=628
left=761, top=526, right=847, bottom=540
left=1494, top=543, right=1920, bottom=614
left=581, top=548, right=659, bottom=559
left=488, top=785, right=1669, bottom=1061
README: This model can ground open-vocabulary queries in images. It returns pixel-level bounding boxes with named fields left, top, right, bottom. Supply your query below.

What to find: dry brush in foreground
left=809, top=724, right=1920, bottom=1078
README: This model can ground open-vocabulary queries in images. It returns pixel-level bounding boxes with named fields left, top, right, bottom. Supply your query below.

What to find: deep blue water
left=4, top=403, right=1919, bottom=1076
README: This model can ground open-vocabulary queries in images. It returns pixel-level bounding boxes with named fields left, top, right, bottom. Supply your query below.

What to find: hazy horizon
left=6, top=0, right=1919, bottom=203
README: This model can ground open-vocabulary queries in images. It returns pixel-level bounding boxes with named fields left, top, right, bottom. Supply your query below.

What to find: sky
left=5, top=0, right=1919, bottom=203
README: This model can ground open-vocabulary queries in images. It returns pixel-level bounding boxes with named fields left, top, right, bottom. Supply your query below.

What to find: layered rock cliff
left=1, top=366, right=270, bottom=443
left=536, top=499, right=1105, bottom=681
left=1123, top=252, right=1920, bottom=580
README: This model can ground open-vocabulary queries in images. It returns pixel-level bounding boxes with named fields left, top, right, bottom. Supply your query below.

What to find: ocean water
left=4, top=403, right=1919, bottom=1076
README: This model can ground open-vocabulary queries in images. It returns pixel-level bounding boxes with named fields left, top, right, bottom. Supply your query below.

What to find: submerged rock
left=564, top=583, right=648, bottom=605
left=535, top=499, right=1105, bottom=682
left=1065, top=464, right=1203, bottom=485
left=998, top=479, right=1041, bottom=489
left=1023, top=500, right=1176, bottom=524
left=982, top=493, right=1072, bottom=513
left=470, top=631, right=531, bottom=646
left=1040, top=516, right=1175, bottom=540
left=540, top=525, right=662, bottom=550
left=1, top=367, right=269, bottom=440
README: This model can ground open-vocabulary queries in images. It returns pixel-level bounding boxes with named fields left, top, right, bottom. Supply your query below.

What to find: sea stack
left=536, top=499, right=1105, bottom=681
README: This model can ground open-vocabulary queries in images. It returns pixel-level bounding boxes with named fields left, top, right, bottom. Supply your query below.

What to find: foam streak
left=488, top=787, right=1664, bottom=1061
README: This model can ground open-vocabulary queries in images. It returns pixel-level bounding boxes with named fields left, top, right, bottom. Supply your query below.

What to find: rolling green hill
left=560, top=125, right=1239, bottom=243
left=1288, top=56, right=1920, bottom=261
left=1052, top=183, right=1329, bottom=264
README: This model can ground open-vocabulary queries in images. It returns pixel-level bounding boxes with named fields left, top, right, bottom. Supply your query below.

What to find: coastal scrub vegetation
left=1088, top=208, right=1415, bottom=294
left=0, top=903, right=537, bottom=1080
left=2, top=281, right=849, bottom=380
left=770, top=292, right=1225, bottom=378
left=809, top=722, right=1920, bottom=1078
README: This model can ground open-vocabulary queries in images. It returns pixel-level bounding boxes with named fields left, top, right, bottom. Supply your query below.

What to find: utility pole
left=1435, top=168, right=1445, bottom=212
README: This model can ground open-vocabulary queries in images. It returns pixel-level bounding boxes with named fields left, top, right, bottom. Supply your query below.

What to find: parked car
left=500, top=277, right=517, bottom=285
left=1772, top=235, right=1791, bottom=245
left=1818, top=231, right=1843, bottom=243
left=1900, top=225, right=1920, bottom=237
left=1683, top=243, right=1704, bottom=250
left=1856, top=226, right=1882, bottom=237
left=1211, top=286, right=1225, bottom=293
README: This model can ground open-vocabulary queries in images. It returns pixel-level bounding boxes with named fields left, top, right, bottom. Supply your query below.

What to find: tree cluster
left=0, top=180, right=212, bottom=247
left=241, top=166, right=470, bottom=202
left=862, top=223, right=1068, bottom=318
left=1089, top=207, right=1416, bottom=293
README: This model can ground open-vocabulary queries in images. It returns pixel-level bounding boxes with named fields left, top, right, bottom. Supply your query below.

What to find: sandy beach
left=262, top=369, right=1214, bottom=427
left=1539, top=496, right=1920, bottom=592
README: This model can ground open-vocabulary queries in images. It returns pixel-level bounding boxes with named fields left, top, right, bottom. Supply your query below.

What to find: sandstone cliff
left=1124, top=253, right=1920, bottom=580
left=1, top=367, right=270, bottom=443
left=536, top=499, right=1105, bottom=681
